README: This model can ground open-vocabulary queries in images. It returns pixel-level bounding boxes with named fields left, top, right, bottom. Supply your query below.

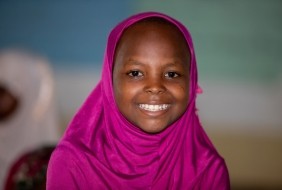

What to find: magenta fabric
left=47, top=12, right=230, bottom=189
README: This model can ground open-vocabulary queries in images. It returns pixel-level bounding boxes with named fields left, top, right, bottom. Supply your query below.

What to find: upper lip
left=138, top=95, right=171, bottom=106
left=139, top=102, right=168, bottom=105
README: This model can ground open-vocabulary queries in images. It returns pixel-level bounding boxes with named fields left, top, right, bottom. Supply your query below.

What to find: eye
left=165, top=72, right=179, bottom=78
left=127, top=70, right=143, bottom=77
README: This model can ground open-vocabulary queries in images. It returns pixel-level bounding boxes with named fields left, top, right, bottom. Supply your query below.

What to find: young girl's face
left=113, top=20, right=190, bottom=133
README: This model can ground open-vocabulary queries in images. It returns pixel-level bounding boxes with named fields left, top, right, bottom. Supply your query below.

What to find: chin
left=138, top=124, right=168, bottom=134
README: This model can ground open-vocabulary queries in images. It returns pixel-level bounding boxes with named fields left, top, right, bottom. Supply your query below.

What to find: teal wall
left=0, top=1, right=281, bottom=83
left=0, top=1, right=133, bottom=65
left=135, top=1, right=282, bottom=83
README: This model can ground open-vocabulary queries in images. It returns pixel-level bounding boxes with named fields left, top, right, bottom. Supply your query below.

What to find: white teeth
left=139, top=104, right=170, bottom=112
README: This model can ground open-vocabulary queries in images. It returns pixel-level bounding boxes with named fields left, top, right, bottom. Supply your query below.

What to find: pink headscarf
left=47, top=12, right=230, bottom=189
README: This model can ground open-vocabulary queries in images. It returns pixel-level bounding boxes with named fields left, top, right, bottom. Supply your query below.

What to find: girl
left=47, top=12, right=230, bottom=189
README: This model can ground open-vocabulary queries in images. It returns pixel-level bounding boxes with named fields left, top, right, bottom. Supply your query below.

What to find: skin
left=0, top=85, right=19, bottom=121
left=113, top=20, right=190, bottom=133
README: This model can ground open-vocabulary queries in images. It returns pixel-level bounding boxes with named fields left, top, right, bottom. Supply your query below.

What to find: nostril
left=145, top=85, right=166, bottom=94
left=144, top=77, right=166, bottom=94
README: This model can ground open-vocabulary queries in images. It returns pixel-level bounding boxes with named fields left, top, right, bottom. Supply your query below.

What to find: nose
left=144, top=77, right=166, bottom=94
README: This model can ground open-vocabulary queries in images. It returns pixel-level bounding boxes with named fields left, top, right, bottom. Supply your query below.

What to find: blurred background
left=0, top=0, right=281, bottom=189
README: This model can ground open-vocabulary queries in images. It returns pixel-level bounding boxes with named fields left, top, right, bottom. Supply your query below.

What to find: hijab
left=47, top=12, right=230, bottom=189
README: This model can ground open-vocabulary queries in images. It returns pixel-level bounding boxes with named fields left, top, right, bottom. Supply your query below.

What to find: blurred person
left=0, top=49, right=60, bottom=189
left=4, top=146, right=55, bottom=190
left=47, top=12, right=230, bottom=189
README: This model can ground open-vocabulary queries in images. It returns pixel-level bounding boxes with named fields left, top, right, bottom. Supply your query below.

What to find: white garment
left=0, top=49, right=60, bottom=189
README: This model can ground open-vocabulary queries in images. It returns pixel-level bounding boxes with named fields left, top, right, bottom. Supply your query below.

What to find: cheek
left=168, top=82, right=189, bottom=103
left=114, top=79, right=141, bottom=106
left=169, top=84, right=189, bottom=120
left=113, top=76, right=124, bottom=107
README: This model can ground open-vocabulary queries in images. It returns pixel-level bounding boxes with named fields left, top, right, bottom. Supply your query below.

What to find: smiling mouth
left=139, top=104, right=170, bottom=112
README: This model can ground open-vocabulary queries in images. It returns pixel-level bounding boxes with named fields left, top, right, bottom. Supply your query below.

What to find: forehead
left=131, top=17, right=178, bottom=28
left=121, top=17, right=186, bottom=42
left=115, top=17, right=190, bottom=58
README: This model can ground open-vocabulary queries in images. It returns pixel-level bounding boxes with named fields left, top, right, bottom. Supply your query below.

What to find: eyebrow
left=124, top=58, right=185, bottom=67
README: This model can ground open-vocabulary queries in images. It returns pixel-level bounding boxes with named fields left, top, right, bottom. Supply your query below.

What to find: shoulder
left=198, top=156, right=230, bottom=190
left=46, top=144, right=84, bottom=190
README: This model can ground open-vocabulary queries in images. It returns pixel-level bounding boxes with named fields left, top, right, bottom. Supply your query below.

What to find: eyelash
left=127, top=70, right=143, bottom=77
left=164, top=72, right=180, bottom=78
left=126, top=70, right=180, bottom=79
